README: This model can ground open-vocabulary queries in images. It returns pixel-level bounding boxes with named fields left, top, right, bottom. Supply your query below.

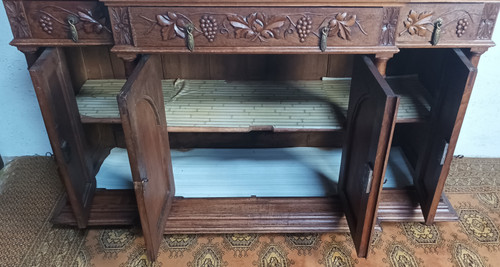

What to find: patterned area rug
left=0, top=156, right=499, bottom=266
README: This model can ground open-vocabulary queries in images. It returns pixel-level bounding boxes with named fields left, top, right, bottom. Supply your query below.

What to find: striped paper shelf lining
left=76, top=76, right=430, bottom=130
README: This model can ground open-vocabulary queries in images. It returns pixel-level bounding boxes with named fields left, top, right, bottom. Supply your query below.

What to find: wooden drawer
left=395, top=3, right=492, bottom=47
left=121, top=7, right=386, bottom=53
left=5, top=1, right=113, bottom=46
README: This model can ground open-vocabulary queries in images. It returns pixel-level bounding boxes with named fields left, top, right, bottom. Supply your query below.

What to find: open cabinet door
left=118, top=55, right=175, bottom=261
left=29, top=48, right=95, bottom=228
left=415, top=49, right=477, bottom=224
left=339, top=56, right=399, bottom=257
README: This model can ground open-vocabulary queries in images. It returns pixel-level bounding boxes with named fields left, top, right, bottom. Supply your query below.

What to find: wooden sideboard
left=4, top=0, right=499, bottom=261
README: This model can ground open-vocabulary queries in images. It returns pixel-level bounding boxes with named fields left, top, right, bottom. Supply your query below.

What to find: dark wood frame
left=4, top=0, right=498, bottom=262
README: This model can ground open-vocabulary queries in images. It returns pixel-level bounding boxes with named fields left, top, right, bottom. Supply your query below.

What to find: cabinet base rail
left=51, top=189, right=457, bottom=232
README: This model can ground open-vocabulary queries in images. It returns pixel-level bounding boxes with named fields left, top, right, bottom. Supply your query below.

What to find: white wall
left=0, top=5, right=499, bottom=157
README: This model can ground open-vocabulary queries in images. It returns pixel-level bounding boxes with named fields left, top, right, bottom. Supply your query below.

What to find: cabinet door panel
left=415, top=49, right=477, bottom=224
left=118, top=55, right=175, bottom=261
left=339, top=56, right=399, bottom=257
left=29, top=47, right=95, bottom=228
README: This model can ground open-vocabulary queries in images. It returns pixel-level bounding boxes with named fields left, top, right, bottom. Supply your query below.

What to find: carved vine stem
left=141, top=11, right=368, bottom=44
left=400, top=9, right=478, bottom=38
left=36, top=5, right=111, bottom=35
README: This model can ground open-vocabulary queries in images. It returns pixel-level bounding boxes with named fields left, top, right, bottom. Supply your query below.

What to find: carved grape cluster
left=296, top=16, right=312, bottom=42
left=39, top=15, right=53, bottom=34
left=200, top=15, right=218, bottom=42
left=456, top=18, right=469, bottom=37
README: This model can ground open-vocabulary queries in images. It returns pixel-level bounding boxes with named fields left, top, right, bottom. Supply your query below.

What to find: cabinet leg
left=116, top=53, right=139, bottom=78
left=374, top=54, right=393, bottom=77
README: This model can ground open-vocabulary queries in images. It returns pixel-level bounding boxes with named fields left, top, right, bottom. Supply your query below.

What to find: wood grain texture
left=128, top=7, right=382, bottom=50
left=396, top=4, right=485, bottom=45
left=414, top=49, right=477, bottom=225
left=21, top=1, right=112, bottom=43
left=101, top=0, right=500, bottom=7
left=118, top=55, right=175, bottom=261
left=51, top=189, right=458, bottom=231
left=29, top=47, right=95, bottom=228
left=338, top=55, right=399, bottom=257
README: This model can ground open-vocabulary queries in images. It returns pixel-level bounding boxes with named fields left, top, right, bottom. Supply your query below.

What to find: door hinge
left=60, top=140, right=71, bottom=163
left=365, top=164, right=374, bottom=194
left=440, top=141, right=449, bottom=165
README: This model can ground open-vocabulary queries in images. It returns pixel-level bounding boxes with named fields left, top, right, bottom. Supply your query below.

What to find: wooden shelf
left=76, top=77, right=430, bottom=130
left=95, top=147, right=414, bottom=195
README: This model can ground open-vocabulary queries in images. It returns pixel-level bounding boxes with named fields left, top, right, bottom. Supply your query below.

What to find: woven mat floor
left=0, top=156, right=499, bottom=266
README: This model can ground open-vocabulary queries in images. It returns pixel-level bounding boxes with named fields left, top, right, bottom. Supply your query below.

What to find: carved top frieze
left=138, top=10, right=369, bottom=45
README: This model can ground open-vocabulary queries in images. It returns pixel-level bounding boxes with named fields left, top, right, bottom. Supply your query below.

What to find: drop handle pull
left=431, top=18, right=443, bottom=46
left=67, top=15, right=79, bottom=43
left=320, top=26, right=329, bottom=52
left=186, top=24, right=195, bottom=52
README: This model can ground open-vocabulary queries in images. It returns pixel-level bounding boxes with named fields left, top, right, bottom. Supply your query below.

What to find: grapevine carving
left=5, top=1, right=31, bottom=38
left=326, top=13, right=366, bottom=40
left=226, top=12, right=287, bottom=41
left=456, top=18, right=470, bottom=37
left=156, top=12, right=193, bottom=40
left=400, top=9, right=477, bottom=39
left=36, top=5, right=111, bottom=36
left=400, top=10, right=434, bottom=37
left=140, top=11, right=368, bottom=44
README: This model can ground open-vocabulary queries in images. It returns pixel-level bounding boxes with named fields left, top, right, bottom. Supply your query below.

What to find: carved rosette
left=36, top=5, right=111, bottom=36
left=110, top=7, right=133, bottom=45
left=4, top=1, right=32, bottom=38
left=140, top=11, right=368, bottom=45
left=477, top=3, right=500, bottom=40
left=379, top=7, right=399, bottom=45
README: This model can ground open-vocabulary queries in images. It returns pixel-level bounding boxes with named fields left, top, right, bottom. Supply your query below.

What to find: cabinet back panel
left=65, top=48, right=354, bottom=81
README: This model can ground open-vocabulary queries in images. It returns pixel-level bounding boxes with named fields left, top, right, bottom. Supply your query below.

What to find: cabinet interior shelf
left=76, top=76, right=431, bottom=131
left=95, top=146, right=414, bottom=197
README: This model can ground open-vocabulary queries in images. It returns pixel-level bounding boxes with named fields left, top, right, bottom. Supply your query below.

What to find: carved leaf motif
left=403, top=10, right=433, bottom=37
left=156, top=13, right=189, bottom=40
left=328, top=13, right=357, bottom=40
left=76, top=7, right=110, bottom=34
left=227, top=12, right=286, bottom=41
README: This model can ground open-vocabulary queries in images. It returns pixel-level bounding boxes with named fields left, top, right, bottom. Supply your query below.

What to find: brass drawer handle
left=431, top=18, right=443, bottom=46
left=186, top=24, right=194, bottom=52
left=320, top=26, right=329, bottom=52
left=67, top=15, right=79, bottom=43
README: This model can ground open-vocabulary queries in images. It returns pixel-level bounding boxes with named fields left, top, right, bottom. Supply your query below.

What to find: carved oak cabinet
left=4, top=0, right=499, bottom=261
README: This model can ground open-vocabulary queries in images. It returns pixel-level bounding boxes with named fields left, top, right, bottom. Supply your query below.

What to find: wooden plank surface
left=51, top=189, right=458, bottom=231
